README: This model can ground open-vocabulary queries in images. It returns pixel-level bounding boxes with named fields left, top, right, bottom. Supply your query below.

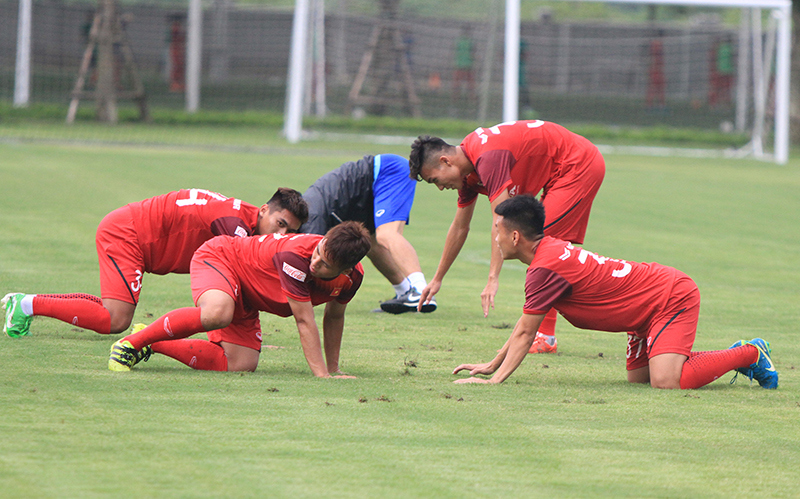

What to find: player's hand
left=452, top=362, right=495, bottom=376
left=454, top=377, right=492, bottom=384
left=418, top=280, right=441, bottom=311
left=481, top=279, right=499, bottom=317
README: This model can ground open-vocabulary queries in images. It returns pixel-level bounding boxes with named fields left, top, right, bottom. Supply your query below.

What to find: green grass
left=1, top=137, right=799, bottom=498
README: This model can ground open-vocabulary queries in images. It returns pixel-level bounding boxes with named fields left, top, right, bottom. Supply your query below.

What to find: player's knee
left=108, top=315, right=133, bottom=334
left=649, top=373, right=681, bottom=389
left=200, top=306, right=233, bottom=331
left=224, top=348, right=259, bottom=372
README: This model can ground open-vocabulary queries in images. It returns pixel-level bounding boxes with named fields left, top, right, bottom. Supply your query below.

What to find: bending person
left=109, top=222, right=372, bottom=376
left=302, top=154, right=434, bottom=314
left=453, top=195, right=778, bottom=390
left=410, top=120, right=605, bottom=352
left=3, top=188, right=308, bottom=337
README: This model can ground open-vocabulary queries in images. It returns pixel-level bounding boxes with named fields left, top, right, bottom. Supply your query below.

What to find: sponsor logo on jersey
left=375, top=209, right=385, bottom=218
left=235, top=226, right=248, bottom=238
left=509, top=185, right=519, bottom=197
left=283, top=262, right=307, bottom=282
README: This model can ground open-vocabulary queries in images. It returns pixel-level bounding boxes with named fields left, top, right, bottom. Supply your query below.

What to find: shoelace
left=729, top=370, right=754, bottom=386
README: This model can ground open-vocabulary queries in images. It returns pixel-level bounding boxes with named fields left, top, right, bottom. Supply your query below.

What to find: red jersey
left=457, top=120, right=600, bottom=207
left=199, top=233, right=364, bottom=318
left=523, top=236, right=681, bottom=334
left=128, top=189, right=258, bottom=275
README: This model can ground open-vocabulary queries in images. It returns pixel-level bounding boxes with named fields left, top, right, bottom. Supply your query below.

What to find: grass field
left=1, top=133, right=799, bottom=498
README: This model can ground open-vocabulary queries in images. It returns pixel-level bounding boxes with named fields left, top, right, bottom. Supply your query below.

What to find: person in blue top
left=300, top=154, right=435, bottom=314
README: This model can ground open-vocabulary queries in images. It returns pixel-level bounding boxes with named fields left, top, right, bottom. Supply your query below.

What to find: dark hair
left=267, top=187, right=309, bottom=225
left=409, top=135, right=454, bottom=181
left=324, top=221, right=371, bottom=270
left=494, top=195, right=545, bottom=240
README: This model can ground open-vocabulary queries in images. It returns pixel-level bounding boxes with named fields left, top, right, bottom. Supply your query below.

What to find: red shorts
left=541, top=151, right=605, bottom=245
left=95, top=206, right=145, bottom=304
left=626, top=273, right=699, bottom=371
left=190, top=246, right=263, bottom=352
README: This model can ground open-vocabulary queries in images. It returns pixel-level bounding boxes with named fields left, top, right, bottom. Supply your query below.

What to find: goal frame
left=501, top=0, right=791, bottom=164
left=283, top=0, right=791, bottom=163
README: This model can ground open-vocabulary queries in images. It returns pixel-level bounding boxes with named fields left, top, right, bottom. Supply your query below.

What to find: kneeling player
left=452, top=195, right=778, bottom=389
left=108, top=221, right=371, bottom=378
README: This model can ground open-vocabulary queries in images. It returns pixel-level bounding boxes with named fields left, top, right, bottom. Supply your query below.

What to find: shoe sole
left=108, top=359, right=132, bottom=372
left=380, top=302, right=437, bottom=314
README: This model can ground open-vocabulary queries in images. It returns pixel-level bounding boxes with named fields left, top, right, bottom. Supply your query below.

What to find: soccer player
left=452, top=195, right=778, bottom=390
left=108, top=222, right=371, bottom=377
left=2, top=188, right=308, bottom=338
left=409, top=120, right=605, bottom=353
left=301, top=154, right=434, bottom=314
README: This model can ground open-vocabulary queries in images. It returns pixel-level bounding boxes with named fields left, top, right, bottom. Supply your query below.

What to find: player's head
left=409, top=135, right=462, bottom=189
left=310, top=221, right=371, bottom=278
left=257, top=188, right=309, bottom=235
left=494, top=195, right=545, bottom=259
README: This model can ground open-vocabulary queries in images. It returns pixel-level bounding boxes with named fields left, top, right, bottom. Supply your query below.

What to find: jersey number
left=564, top=243, right=632, bottom=278
left=175, top=188, right=227, bottom=207
left=474, top=120, right=544, bottom=144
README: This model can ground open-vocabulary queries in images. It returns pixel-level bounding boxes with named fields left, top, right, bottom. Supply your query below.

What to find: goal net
left=2, top=0, right=790, bottom=162
left=286, top=0, right=791, bottom=163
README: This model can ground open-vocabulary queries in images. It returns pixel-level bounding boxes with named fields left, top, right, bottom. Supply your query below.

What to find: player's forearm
left=295, top=319, right=330, bottom=377
left=433, top=218, right=471, bottom=282
left=490, top=326, right=537, bottom=383
left=322, top=314, right=345, bottom=373
left=487, top=228, right=504, bottom=281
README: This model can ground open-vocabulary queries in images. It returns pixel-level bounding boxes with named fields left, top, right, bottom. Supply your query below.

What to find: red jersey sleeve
left=210, top=217, right=253, bottom=238
left=523, top=267, right=573, bottom=315
left=473, top=149, right=515, bottom=202
left=273, top=250, right=313, bottom=302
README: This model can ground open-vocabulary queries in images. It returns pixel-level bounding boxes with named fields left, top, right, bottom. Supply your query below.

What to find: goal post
left=502, top=0, right=790, bottom=163
left=284, top=0, right=791, bottom=164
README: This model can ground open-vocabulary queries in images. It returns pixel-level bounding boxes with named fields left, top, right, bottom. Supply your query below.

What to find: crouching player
left=453, top=195, right=778, bottom=389
left=108, top=221, right=371, bottom=378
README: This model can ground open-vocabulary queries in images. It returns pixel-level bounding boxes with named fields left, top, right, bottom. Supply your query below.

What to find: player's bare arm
left=322, top=300, right=355, bottom=378
left=418, top=202, right=476, bottom=310
left=288, top=297, right=331, bottom=378
left=454, top=313, right=544, bottom=384
left=481, top=189, right=512, bottom=317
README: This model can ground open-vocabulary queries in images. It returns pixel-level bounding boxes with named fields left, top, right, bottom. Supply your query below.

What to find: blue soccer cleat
left=729, top=338, right=778, bottom=389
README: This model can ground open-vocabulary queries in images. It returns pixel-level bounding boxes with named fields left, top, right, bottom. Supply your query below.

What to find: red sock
left=538, top=308, right=558, bottom=336
left=152, top=339, right=228, bottom=371
left=125, top=307, right=204, bottom=350
left=679, top=345, right=758, bottom=389
left=32, top=293, right=111, bottom=334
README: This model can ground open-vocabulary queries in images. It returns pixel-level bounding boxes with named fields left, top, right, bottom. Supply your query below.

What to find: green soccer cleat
left=2, top=293, right=33, bottom=338
left=108, top=339, right=153, bottom=372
